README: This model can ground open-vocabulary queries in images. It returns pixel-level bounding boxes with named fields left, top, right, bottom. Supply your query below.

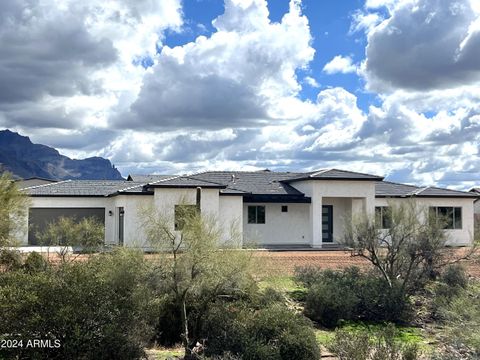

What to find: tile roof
left=21, top=170, right=477, bottom=199
left=25, top=180, right=148, bottom=197
left=126, top=174, right=175, bottom=182
left=190, top=171, right=305, bottom=196
left=286, top=168, right=384, bottom=182
left=147, top=176, right=226, bottom=188
left=376, top=181, right=477, bottom=198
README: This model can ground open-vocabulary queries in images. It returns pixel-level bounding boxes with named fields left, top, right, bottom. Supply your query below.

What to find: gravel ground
left=252, top=249, right=480, bottom=278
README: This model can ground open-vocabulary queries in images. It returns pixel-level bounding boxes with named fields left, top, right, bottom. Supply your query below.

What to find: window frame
left=375, top=206, right=392, bottom=229
left=248, top=205, right=266, bottom=224
left=430, top=206, right=462, bottom=230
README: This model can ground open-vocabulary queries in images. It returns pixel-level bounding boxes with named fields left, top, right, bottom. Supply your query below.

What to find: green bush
left=296, top=267, right=411, bottom=327
left=328, top=324, right=420, bottom=360
left=0, top=249, right=23, bottom=271
left=202, top=303, right=321, bottom=360
left=23, top=251, right=49, bottom=273
left=440, top=264, right=468, bottom=289
left=0, top=249, right=159, bottom=360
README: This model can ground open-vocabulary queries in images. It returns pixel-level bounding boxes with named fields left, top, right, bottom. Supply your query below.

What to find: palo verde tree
left=343, top=200, right=476, bottom=294
left=141, top=188, right=252, bottom=359
left=0, top=172, right=30, bottom=247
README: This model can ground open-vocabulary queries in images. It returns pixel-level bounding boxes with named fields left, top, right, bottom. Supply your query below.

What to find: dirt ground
left=252, top=249, right=480, bottom=278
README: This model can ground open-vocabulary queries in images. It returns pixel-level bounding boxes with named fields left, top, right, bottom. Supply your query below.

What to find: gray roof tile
left=376, top=181, right=477, bottom=198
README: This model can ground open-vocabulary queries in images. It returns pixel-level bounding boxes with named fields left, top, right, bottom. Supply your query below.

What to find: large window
left=430, top=207, right=462, bottom=229
left=174, top=205, right=199, bottom=230
left=375, top=206, right=392, bottom=229
left=248, top=206, right=265, bottom=224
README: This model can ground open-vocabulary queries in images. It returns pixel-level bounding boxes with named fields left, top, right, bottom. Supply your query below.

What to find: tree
left=343, top=200, right=476, bottom=294
left=141, top=190, right=252, bottom=359
left=0, top=172, right=30, bottom=246
left=36, top=216, right=105, bottom=262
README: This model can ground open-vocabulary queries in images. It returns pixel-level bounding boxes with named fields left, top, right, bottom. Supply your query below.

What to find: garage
left=28, top=208, right=105, bottom=245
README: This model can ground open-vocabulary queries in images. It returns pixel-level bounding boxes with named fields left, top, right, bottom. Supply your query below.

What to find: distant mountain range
left=0, top=130, right=123, bottom=180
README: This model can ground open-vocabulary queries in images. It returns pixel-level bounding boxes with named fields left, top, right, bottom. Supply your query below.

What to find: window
left=248, top=206, right=265, bottom=224
left=174, top=205, right=198, bottom=230
left=430, top=207, right=462, bottom=229
left=375, top=206, right=392, bottom=229
left=281, top=205, right=288, bottom=213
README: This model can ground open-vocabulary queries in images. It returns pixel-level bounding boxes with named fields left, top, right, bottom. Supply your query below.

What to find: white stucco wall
left=289, top=180, right=377, bottom=247
left=375, top=197, right=475, bottom=246
left=219, top=195, right=243, bottom=245
left=243, top=203, right=310, bottom=246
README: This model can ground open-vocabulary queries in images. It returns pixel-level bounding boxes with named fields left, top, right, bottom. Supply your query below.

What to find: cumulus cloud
left=117, top=0, right=315, bottom=129
left=0, top=0, right=182, bottom=134
left=363, top=0, right=480, bottom=92
left=323, top=55, right=357, bottom=74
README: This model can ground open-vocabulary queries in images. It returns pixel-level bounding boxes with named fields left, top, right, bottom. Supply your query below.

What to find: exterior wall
left=290, top=180, right=377, bottom=247
left=112, top=195, right=154, bottom=247
left=219, top=196, right=243, bottom=245
left=375, top=197, right=475, bottom=246
left=243, top=203, right=310, bottom=246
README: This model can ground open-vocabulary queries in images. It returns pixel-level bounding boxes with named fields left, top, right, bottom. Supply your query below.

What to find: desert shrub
left=433, top=282, right=480, bottom=357
left=297, top=266, right=411, bottom=327
left=202, top=302, right=321, bottom=360
left=0, top=249, right=159, bottom=360
left=294, top=266, right=325, bottom=288
left=328, top=324, right=420, bottom=360
left=440, top=264, right=468, bottom=289
left=23, top=251, right=49, bottom=273
left=0, top=248, right=23, bottom=271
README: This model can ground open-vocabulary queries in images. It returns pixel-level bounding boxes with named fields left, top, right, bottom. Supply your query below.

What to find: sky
left=1, top=0, right=480, bottom=189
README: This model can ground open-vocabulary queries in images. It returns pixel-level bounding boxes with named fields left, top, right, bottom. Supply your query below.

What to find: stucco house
left=468, top=187, right=480, bottom=224
left=21, top=169, right=478, bottom=249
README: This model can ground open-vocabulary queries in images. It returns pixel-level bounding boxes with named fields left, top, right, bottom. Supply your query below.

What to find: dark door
left=322, top=205, right=333, bottom=243
left=118, top=207, right=124, bottom=246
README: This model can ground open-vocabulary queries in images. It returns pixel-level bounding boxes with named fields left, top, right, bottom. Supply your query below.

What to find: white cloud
left=323, top=55, right=357, bottom=75
left=304, top=76, right=320, bottom=88
left=116, top=0, right=315, bottom=129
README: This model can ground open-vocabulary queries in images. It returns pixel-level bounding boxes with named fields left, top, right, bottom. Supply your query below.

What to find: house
left=468, top=187, right=480, bottom=224
left=16, top=177, right=57, bottom=189
left=21, top=169, right=478, bottom=248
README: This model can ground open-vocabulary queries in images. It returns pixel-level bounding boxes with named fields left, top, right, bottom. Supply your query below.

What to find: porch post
left=311, top=193, right=323, bottom=248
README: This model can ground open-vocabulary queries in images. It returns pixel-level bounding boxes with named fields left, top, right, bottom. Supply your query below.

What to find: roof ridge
left=410, top=186, right=429, bottom=196
left=310, top=169, right=330, bottom=177
left=21, top=179, right=72, bottom=190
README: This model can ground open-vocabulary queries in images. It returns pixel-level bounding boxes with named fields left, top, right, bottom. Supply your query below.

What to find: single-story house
left=468, top=187, right=480, bottom=224
left=21, top=169, right=478, bottom=248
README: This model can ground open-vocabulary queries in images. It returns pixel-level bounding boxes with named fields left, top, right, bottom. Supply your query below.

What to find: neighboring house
left=21, top=169, right=478, bottom=248
left=15, top=177, right=57, bottom=189
left=469, top=187, right=480, bottom=224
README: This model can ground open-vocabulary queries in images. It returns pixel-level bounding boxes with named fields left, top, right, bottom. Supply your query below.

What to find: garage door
left=28, top=208, right=105, bottom=245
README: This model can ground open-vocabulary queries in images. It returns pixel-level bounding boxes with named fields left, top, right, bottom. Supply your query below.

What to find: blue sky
left=1, top=0, right=480, bottom=189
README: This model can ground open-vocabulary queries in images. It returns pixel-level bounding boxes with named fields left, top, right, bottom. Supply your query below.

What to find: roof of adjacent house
left=376, top=181, right=478, bottom=198
left=21, top=169, right=477, bottom=199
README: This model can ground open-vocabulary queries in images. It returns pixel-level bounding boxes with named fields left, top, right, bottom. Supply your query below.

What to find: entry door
left=118, top=207, right=124, bottom=246
left=322, top=205, right=333, bottom=243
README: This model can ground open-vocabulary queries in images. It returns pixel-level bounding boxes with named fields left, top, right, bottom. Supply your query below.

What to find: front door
left=322, top=205, right=333, bottom=243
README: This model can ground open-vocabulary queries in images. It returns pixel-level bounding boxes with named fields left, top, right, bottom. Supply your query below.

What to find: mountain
left=0, top=130, right=124, bottom=180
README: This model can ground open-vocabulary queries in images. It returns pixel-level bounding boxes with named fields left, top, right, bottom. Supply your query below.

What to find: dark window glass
left=281, top=205, right=288, bottom=213
left=248, top=206, right=265, bottom=224
left=174, top=205, right=198, bottom=230
left=454, top=207, right=462, bottom=229
left=375, top=206, right=391, bottom=229
left=430, top=206, right=462, bottom=229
